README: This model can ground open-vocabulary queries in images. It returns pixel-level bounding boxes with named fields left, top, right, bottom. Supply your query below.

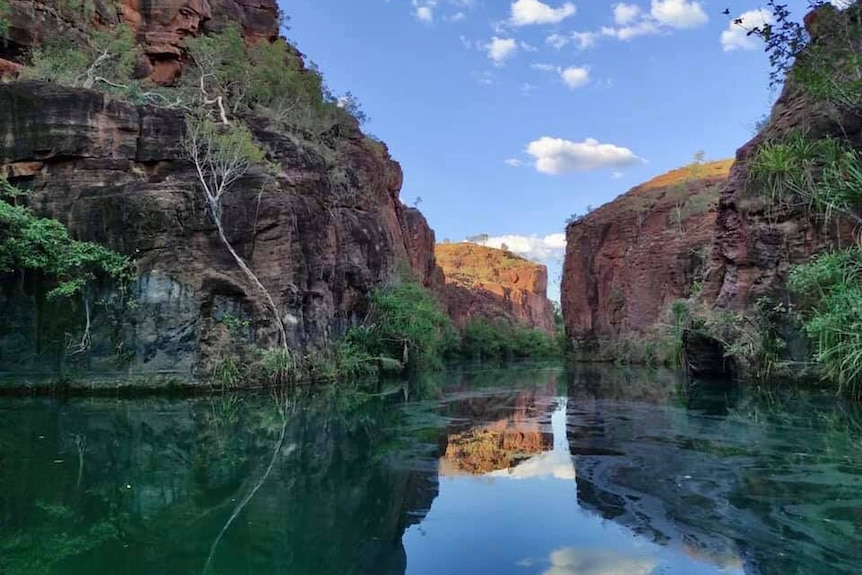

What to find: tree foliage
left=24, top=25, right=139, bottom=93
left=0, top=0, right=10, bottom=40
left=0, top=176, right=129, bottom=299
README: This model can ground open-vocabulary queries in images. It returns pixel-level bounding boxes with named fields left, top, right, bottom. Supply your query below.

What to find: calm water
left=1, top=364, right=861, bottom=575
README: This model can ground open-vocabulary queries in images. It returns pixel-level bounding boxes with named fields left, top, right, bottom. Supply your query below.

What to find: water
left=1, top=364, right=861, bottom=575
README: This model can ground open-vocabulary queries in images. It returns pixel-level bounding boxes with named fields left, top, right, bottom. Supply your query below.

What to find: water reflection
left=0, top=364, right=860, bottom=575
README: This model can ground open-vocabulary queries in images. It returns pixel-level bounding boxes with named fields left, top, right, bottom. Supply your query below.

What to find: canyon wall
left=435, top=243, right=556, bottom=334
left=561, top=160, right=731, bottom=352
left=0, top=2, right=442, bottom=380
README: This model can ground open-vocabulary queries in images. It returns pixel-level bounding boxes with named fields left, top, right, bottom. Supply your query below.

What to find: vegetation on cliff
left=672, top=1, right=862, bottom=396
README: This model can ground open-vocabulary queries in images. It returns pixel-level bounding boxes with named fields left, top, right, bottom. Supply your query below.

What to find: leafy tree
left=25, top=25, right=139, bottom=93
left=346, top=281, right=455, bottom=371
left=183, top=117, right=291, bottom=361
left=0, top=176, right=128, bottom=300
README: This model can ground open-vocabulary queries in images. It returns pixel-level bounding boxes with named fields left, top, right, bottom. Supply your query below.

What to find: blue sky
left=281, top=0, right=817, bottom=298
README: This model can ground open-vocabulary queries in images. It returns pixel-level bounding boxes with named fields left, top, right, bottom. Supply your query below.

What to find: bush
left=789, top=248, right=862, bottom=398
left=343, top=280, right=456, bottom=372
left=24, top=25, right=140, bottom=95
left=0, top=176, right=129, bottom=299
left=458, top=318, right=562, bottom=361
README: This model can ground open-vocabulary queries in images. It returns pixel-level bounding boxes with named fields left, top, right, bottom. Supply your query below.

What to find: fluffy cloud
left=511, top=0, right=576, bottom=26
left=468, top=233, right=567, bottom=262
left=485, top=36, right=519, bottom=64
left=560, top=66, right=590, bottom=88
left=412, top=0, right=437, bottom=22
left=526, top=137, right=642, bottom=174
left=601, top=19, right=660, bottom=39
left=613, top=3, right=642, bottom=25
left=650, top=0, right=708, bottom=28
left=600, top=0, right=706, bottom=41
left=720, top=9, right=773, bottom=51
left=546, top=31, right=597, bottom=50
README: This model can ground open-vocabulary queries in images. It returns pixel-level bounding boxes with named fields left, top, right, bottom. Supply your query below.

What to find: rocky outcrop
left=0, top=0, right=279, bottom=83
left=435, top=243, right=555, bottom=333
left=561, top=160, right=731, bottom=349
left=701, top=6, right=861, bottom=313
left=0, top=80, right=439, bottom=378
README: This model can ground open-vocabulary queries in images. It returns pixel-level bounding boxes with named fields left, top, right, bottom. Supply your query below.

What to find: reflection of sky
left=486, top=398, right=574, bottom=480
left=402, top=397, right=747, bottom=575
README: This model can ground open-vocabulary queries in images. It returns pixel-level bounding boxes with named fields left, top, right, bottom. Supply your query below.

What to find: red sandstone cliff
left=702, top=7, right=860, bottom=313
left=436, top=243, right=556, bottom=333
left=561, top=160, right=732, bottom=348
left=0, top=0, right=279, bottom=83
left=0, top=3, right=442, bottom=377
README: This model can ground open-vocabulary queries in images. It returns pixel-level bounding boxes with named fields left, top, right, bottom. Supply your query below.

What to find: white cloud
left=447, top=11, right=466, bottom=21
left=601, top=19, right=661, bottom=40
left=546, top=31, right=597, bottom=50
left=520, top=41, right=539, bottom=52
left=505, top=158, right=524, bottom=167
left=459, top=35, right=473, bottom=48
left=612, top=171, right=624, bottom=179
left=511, top=0, right=576, bottom=26
left=485, top=36, right=519, bottom=64
left=572, top=31, right=598, bottom=49
left=520, top=82, right=537, bottom=95
left=720, top=9, right=773, bottom=51
left=468, top=233, right=567, bottom=262
left=560, top=66, right=590, bottom=88
left=650, top=0, right=708, bottom=28
left=412, top=0, right=438, bottom=22
left=613, top=3, right=641, bottom=25
left=526, top=136, right=642, bottom=174
left=546, top=33, right=570, bottom=49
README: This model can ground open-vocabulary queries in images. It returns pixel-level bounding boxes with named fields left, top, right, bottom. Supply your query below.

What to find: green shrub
left=344, top=280, right=455, bottom=372
left=24, top=25, right=139, bottom=95
left=0, top=0, right=10, bottom=40
left=0, top=176, right=129, bottom=299
left=789, top=248, right=862, bottom=398
left=458, top=318, right=562, bottom=361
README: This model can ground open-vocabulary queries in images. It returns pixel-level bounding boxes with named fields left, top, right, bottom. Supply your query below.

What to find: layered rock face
left=701, top=7, right=861, bottom=313
left=0, top=79, right=439, bottom=376
left=0, top=0, right=279, bottom=83
left=561, top=160, right=731, bottom=348
left=435, top=243, right=556, bottom=333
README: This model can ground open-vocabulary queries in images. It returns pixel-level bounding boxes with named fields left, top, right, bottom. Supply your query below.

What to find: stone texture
left=701, top=7, right=862, bottom=312
left=561, top=160, right=731, bottom=348
left=0, top=0, right=279, bottom=84
left=435, top=243, right=556, bottom=333
left=0, top=81, right=440, bottom=377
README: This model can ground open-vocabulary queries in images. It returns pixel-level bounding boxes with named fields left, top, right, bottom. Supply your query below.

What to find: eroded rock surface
left=435, top=243, right=556, bottom=333
left=0, top=81, right=439, bottom=377
left=561, top=160, right=731, bottom=349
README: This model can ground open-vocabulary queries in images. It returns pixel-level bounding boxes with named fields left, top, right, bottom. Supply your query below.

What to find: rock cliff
left=0, top=0, right=279, bottom=83
left=0, top=1, right=442, bottom=379
left=561, top=160, right=731, bottom=351
left=435, top=243, right=556, bottom=333
left=701, top=10, right=860, bottom=313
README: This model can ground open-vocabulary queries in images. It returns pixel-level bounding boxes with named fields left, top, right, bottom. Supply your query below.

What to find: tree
left=183, top=24, right=248, bottom=124
left=26, top=25, right=139, bottom=93
left=0, top=0, right=10, bottom=40
left=500, top=242, right=510, bottom=251
left=466, top=233, right=489, bottom=244
left=0, top=175, right=129, bottom=353
left=183, top=117, right=291, bottom=361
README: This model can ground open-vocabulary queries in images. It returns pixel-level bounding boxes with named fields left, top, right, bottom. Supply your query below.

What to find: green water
left=1, top=364, right=861, bottom=575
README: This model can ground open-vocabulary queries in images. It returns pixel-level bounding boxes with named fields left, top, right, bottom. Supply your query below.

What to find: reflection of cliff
left=565, top=368, right=857, bottom=575
left=0, top=395, right=439, bottom=575
left=436, top=374, right=558, bottom=476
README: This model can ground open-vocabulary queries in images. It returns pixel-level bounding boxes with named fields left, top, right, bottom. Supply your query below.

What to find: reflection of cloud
left=543, top=547, right=658, bottom=575
left=487, top=449, right=575, bottom=480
